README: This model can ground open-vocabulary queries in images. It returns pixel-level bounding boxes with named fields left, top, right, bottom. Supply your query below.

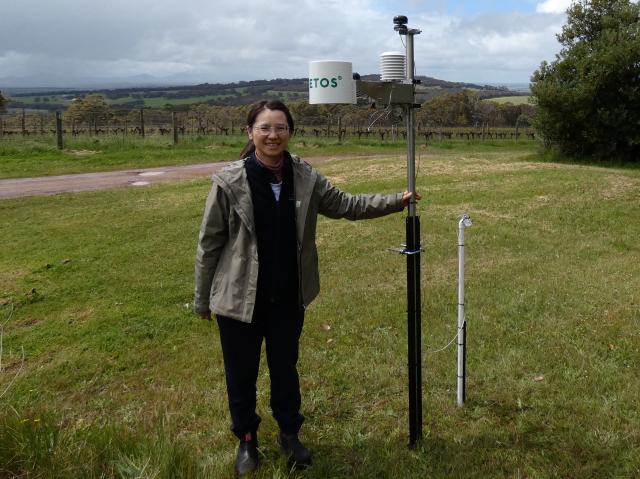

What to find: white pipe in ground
left=457, top=214, right=472, bottom=406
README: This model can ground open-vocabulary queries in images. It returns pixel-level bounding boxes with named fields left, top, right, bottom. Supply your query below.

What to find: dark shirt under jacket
left=244, top=153, right=299, bottom=307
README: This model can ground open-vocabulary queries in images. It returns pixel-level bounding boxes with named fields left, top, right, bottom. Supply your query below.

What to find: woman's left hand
left=401, top=191, right=422, bottom=207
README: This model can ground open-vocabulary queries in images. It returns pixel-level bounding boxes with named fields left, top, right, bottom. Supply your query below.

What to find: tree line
left=0, top=90, right=535, bottom=138
left=531, top=0, right=639, bottom=161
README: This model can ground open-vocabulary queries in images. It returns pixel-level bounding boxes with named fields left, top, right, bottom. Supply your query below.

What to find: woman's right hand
left=401, top=191, right=422, bottom=207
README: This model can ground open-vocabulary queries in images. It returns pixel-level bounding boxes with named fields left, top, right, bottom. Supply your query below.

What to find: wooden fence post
left=172, top=112, right=178, bottom=145
left=337, top=115, right=343, bottom=143
left=140, top=108, right=145, bottom=138
left=56, top=111, right=64, bottom=150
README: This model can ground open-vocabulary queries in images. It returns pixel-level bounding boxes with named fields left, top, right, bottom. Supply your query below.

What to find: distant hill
left=4, top=76, right=526, bottom=111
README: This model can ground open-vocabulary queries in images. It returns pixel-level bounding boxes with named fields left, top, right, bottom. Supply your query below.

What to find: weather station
left=308, top=15, right=425, bottom=447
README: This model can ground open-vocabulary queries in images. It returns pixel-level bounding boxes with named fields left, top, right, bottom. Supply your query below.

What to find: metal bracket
left=356, top=80, right=415, bottom=106
left=388, top=244, right=424, bottom=255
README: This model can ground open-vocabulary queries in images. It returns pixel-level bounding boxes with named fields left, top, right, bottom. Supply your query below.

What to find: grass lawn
left=0, top=146, right=639, bottom=477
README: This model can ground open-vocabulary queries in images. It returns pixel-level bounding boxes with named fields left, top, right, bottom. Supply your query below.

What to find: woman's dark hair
left=239, top=100, right=295, bottom=159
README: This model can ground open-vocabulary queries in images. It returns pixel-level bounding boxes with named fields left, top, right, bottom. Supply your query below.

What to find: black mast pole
left=406, top=214, right=422, bottom=446
left=394, top=15, right=423, bottom=448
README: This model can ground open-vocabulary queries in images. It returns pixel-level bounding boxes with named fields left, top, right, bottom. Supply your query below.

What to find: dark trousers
left=217, top=301, right=305, bottom=439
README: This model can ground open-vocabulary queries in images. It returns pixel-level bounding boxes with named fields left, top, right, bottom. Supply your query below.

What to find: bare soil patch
left=64, top=149, right=99, bottom=157
left=601, top=174, right=640, bottom=200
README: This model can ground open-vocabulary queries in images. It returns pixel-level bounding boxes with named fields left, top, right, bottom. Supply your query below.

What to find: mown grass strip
left=0, top=134, right=537, bottom=179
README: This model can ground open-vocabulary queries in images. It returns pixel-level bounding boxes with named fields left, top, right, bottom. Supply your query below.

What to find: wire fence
left=0, top=107, right=536, bottom=145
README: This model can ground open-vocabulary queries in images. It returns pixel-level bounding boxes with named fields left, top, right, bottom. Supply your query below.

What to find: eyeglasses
left=252, top=124, right=290, bottom=136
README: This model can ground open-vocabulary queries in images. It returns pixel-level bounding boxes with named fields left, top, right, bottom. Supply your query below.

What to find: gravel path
left=0, top=155, right=378, bottom=200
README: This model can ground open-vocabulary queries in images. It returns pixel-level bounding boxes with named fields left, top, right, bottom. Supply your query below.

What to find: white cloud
left=0, top=0, right=567, bottom=87
left=536, top=0, right=572, bottom=14
left=405, top=11, right=564, bottom=82
left=0, top=51, right=33, bottom=77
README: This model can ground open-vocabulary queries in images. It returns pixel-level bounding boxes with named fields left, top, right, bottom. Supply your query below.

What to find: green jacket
left=194, top=155, right=404, bottom=323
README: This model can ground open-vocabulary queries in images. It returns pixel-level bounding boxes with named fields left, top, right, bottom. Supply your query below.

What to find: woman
left=194, top=100, right=418, bottom=476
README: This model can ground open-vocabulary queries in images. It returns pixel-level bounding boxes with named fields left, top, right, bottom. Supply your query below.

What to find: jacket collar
left=212, top=159, right=255, bottom=234
left=213, top=153, right=317, bottom=242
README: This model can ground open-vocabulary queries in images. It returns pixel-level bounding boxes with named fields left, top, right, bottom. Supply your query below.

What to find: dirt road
left=0, top=162, right=232, bottom=200
left=0, top=154, right=380, bottom=200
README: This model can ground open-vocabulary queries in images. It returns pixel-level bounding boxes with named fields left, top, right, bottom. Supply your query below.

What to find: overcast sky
left=0, top=0, right=572, bottom=88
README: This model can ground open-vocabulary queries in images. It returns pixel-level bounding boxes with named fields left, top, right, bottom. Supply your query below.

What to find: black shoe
left=235, top=432, right=259, bottom=477
left=278, top=432, right=312, bottom=468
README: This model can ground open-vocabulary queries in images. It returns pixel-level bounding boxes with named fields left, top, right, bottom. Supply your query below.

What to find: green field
left=7, top=93, right=239, bottom=109
left=1, top=133, right=536, bottom=180
left=108, top=94, right=238, bottom=107
left=1, top=144, right=638, bottom=477
left=8, top=89, right=285, bottom=110
left=7, top=94, right=75, bottom=107
left=0, top=134, right=246, bottom=179
left=489, top=96, right=533, bottom=105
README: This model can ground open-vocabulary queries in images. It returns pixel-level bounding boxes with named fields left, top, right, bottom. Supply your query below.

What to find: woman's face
left=248, top=108, right=290, bottom=163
